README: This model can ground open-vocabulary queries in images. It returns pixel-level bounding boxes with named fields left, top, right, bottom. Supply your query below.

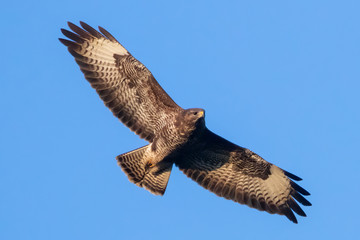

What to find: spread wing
left=175, top=130, right=311, bottom=223
left=59, top=22, right=181, bottom=142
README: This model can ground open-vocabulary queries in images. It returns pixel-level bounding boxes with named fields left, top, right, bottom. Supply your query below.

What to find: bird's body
left=60, top=22, right=311, bottom=223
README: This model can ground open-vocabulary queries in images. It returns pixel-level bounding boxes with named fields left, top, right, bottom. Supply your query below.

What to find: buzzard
left=59, top=22, right=311, bottom=223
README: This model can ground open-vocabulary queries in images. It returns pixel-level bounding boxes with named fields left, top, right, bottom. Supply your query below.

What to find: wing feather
left=60, top=22, right=181, bottom=142
left=175, top=129, right=311, bottom=223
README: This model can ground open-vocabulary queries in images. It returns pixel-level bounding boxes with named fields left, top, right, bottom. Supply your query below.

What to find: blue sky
left=1, top=0, right=359, bottom=239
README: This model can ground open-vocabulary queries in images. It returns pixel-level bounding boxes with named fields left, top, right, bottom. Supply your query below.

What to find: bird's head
left=184, top=108, right=206, bottom=130
left=175, top=108, right=206, bottom=139
left=186, top=108, right=205, bottom=119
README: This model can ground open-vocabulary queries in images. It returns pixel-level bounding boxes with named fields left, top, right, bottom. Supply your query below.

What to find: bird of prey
left=59, top=21, right=311, bottom=223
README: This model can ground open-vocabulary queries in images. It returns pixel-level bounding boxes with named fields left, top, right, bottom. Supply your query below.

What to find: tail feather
left=116, top=145, right=173, bottom=195
left=116, top=145, right=148, bottom=185
left=142, top=161, right=173, bottom=195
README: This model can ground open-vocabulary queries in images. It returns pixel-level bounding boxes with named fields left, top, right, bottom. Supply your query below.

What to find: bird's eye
left=193, top=112, right=198, bottom=115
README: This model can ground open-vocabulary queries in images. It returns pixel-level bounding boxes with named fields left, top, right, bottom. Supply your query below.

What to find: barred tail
left=117, top=145, right=148, bottom=184
left=116, top=146, right=173, bottom=195
left=142, top=160, right=173, bottom=195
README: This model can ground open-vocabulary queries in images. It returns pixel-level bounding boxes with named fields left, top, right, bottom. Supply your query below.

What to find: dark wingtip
left=288, top=198, right=307, bottom=217
left=68, top=49, right=85, bottom=60
left=67, top=21, right=93, bottom=39
left=284, top=170, right=302, bottom=181
left=79, top=21, right=103, bottom=38
left=61, top=28, right=85, bottom=44
left=98, top=26, right=118, bottom=42
left=280, top=205, right=298, bottom=224
left=67, top=21, right=76, bottom=29
left=291, top=180, right=311, bottom=196
left=59, top=38, right=73, bottom=47
left=292, top=191, right=312, bottom=206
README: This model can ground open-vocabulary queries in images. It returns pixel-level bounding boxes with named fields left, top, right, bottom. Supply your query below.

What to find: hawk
left=59, top=22, right=311, bottom=223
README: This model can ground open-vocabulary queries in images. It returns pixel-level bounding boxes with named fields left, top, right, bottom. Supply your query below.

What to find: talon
left=146, top=161, right=155, bottom=168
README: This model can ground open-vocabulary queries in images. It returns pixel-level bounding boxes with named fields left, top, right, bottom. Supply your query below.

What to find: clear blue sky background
left=1, top=1, right=359, bottom=239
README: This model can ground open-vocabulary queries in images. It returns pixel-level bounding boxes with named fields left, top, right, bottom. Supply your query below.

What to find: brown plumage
left=59, top=21, right=311, bottom=223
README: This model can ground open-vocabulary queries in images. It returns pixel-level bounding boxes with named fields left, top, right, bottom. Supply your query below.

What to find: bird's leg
left=144, top=157, right=163, bottom=172
left=144, top=134, right=177, bottom=170
left=144, top=153, right=160, bottom=171
left=146, top=159, right=155, bottom=168
left=144, top=152, right=169, bottom=171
